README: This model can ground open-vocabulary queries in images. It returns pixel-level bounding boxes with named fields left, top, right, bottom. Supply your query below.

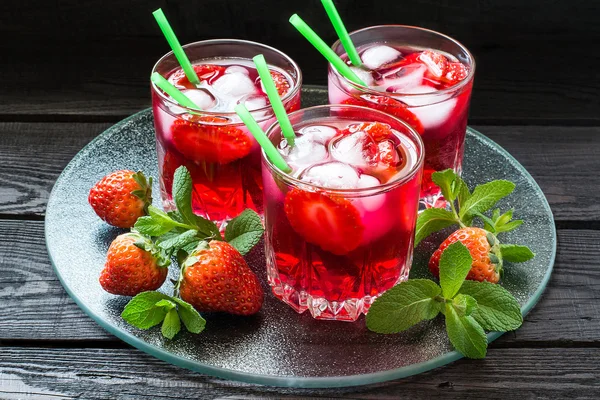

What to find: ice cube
left=298, top=125, right=338, bottom=144
left=212, top=72, right=257, bottom=97
left=224, top=65, right=250, bottom=75
left=281, top=135, right=328, bottom=170
left=182, top=89, right=217, bottom=110
left=383, top=64, right=427, bottom=92
left=356, top=174, right=385, bottom=211
left=410, top=99, right=458, bottom=129
left=362, top=45, right=402, bottom=70
left=350, top=66, right=374, bottom=86
left=330, top=130, right=378, bottom=168
left=241, top=93, right=268, bottom=110
left=300, top=162, right=360, bottom=189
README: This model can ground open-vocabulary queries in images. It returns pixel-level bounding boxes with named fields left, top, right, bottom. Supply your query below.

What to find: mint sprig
left=225, top=209, right=264, bottom=255
left=366, top=241, right=524, bottom=359
left=122, top=291, right=206, bottom=340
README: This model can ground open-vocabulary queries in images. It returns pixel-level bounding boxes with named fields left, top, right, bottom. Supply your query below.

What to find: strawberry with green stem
left=367, top=241, right=523, bottom=359
left=416, top=169, right=535, bottom=283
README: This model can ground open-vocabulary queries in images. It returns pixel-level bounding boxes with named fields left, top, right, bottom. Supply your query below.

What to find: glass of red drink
left=328, top=26, right=474, bottom=207
left=262, top=104, right=424, bottom=321
left=151, top=39, right=302, bottom=225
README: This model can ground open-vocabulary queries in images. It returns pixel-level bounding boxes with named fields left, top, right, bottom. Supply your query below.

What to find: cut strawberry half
left=269, top=70, right=291, bottom=96
left=342, top=96, right=425, bottom=134
left=418, top=50, right=448, bottom=79
left=440, top=62, right=469, bottom=87
left=342, top=121, right=394, bottom=141
left=170, top=64, right=227, bottom=88
left=284, top=189, right=364, bottom=255
left=171, top=116, right=252, bottom=164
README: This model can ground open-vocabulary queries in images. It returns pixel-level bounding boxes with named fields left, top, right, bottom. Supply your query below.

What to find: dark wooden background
left=1, top=0, right=600, bottom=398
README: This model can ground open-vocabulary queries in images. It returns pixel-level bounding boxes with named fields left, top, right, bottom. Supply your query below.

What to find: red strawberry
left=342, top=121, right=393, bottom=141
left=284, top=188, right=364, bottom=255
left=179, top=241, right=263, bottom=315
left=441, top=62, right=469, bottom=87
left=342, top=96, right=424, bottom=135
left=171, top=64, right=226, bottom=88
left=418, top=50, right=449, bottom=79
left=100, top=232, right=169, bottom=296
left=429, top=227, right=503, bottom=283
left=171, top=116, right=252, bottom=164
left=269, top=70, right=291, bottom=96
left=89, top=170, right=152, bottom=228
left=378, top=140, right=402, bottom=170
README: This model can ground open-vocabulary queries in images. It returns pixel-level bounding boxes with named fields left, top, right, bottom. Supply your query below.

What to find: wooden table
left=1, top=1, right=599, bottom=398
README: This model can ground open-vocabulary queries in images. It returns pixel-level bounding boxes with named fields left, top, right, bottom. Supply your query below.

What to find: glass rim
left=330, top=24, right=476, bottom=97
left=151, top=39, right=303, bottom=116
left=262, top=104, right=425, bottom=196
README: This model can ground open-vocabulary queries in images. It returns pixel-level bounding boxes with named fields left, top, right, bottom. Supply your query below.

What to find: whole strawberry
left=179, top=241, right=263, bottom=316
left=89, top=170, right=152, bottom=228
left=429, top=227, right=502, bottom=283
left=100, top=232, right=169, bottom=296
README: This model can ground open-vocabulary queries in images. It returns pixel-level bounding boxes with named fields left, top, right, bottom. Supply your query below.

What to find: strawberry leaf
left=459, top=281, right=523, bottom=331
left=459, top=180, right=515, bottom=221
left=439, top=241, right=473, bottom=299
left=414, top=208, right=458, bottom=247
left=366, top=279, right=443, bottom=334
left=495, top=220, right=523, bottom=234
left=225, top=209, right=264, bottom=255
left=445, top=303, right=487, bottom=359
left=500, top=244, right=535, bottom=262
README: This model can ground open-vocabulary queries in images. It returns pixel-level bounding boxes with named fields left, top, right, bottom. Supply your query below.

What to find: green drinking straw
left=152, top=8, right=200, bottom=85
left=234, top=104, right=292, bottom=173
left=321, top=0, right=362, bottom=66
left=253, top=54, right=296, bottom=146
left=151, top=72, right=200, bottom=110
left=289, top=14, right=366, bottom=86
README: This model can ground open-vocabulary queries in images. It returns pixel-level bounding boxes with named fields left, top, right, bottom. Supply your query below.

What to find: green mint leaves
left=366, top=242, right=524, bottom=359
left=224, top=209, right=264, bottom=256
left=415, top=170, right=517, bottom=247
left=121, top=291, right=206, bottom=340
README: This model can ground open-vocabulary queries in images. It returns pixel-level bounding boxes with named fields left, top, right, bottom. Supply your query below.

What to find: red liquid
left=153, top=60, right=300, bottom=223
left=328, top=45, right=473, bottom=204
left=263, top=119, right=422, bottom=321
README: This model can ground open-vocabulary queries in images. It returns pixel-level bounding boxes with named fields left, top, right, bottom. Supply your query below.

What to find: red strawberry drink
left=152, top=40, right=301, bottom=225
left=328, top=26, right=474, bottom=207
left=262, top=105, right=424, bottom=321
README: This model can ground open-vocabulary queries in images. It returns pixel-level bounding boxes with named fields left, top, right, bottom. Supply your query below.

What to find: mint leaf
left=456, top=176, right=471, bottom=208
left=414, top=208, right=458, bottom=246
left=161, top=308, right=181, bottom=339
left=432, top=169, right=458, bottom=202
left=459, top=180, right=515, bottom=220
left=495, top=220, right=523, bottom=234
left=496, top=209, right=514, bottom=226
left=134, top=215, right=175, bottom=237
left=452, top=293, right=477, bottom=317
left=172, top=297, right=206, bottom=334
left=157, top=229, right=201, bottom=256
left=501, top=244, right=535, bottom=263
left=172, top=166, right=221, bottom=239
left=459, top=281, right=523, bottom=331
left=225, top=209, right=264, bottom=255
left=439, top=241, right=473, bottom=299
left=121, top=291, right=171, bottom=329
left=445, top=303, right=487, bottom=359
left=366, top=279, right=442, bottom=334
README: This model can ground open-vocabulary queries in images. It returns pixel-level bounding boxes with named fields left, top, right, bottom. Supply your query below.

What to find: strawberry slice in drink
left=269, top=70, right=291, bottom=96
left=171, top=116, right=252, bottom=164
left=284, top=189, right=364, bottom=255
left=170, top=64, right=227, bottom=89
left=342, top=96, right=424, bottom=135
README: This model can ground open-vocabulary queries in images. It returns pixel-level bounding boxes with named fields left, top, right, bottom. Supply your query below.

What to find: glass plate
left=46, top=87, right=556, bottom=388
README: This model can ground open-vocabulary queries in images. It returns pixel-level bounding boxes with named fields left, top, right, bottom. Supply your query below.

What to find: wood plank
left=0, top=1, right=598, bottom=122
left=0, top=347, right=598, bottom=398
left=1, top=122, right=599, bottom=220
left=0, top=219, right=598, bottom=344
